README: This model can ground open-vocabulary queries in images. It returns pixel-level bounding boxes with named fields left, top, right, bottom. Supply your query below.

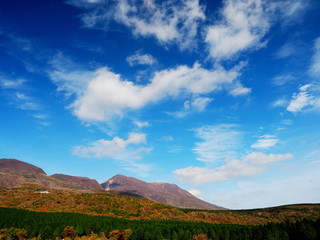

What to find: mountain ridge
left=0, top=158, right=223, bottom=210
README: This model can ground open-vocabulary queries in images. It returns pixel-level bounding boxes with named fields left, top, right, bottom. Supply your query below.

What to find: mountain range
left=0, top=158, right=224, bottom=210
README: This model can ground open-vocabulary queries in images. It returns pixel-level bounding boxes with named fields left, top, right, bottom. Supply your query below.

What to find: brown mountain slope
left=101, top=174, right=225, bottom=210
left=0, top=158, right=90, bottom=191
left=51, top=174, right=102, bottom=190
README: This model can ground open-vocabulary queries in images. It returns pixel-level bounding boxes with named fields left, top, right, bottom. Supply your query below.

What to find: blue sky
left=1, top=0, right=320, bottom=209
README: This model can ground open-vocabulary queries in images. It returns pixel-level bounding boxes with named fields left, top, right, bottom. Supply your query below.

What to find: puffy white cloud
left=68, top=63, right=243, bottom=121
left=116, top=0, right=205, bottom=49
left=205, top=0, right=270, bottom=60
left=72, top=132, right=147, bottom=159
left=309, top=37, right=320, bottom=77
left=251, top=138, right=278, bottom=149
left=126, top=52, right=157, bottom=66
left=205, top=0, right=306, bottom=60
left=193, top=124, right=242, bottom=163
left=174, top=152, right=293, bottom=184
left=72, top=132, right=153, bottom=176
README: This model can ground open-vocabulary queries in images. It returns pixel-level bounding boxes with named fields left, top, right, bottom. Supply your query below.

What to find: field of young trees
left=1, top=207, right=320, bottom=240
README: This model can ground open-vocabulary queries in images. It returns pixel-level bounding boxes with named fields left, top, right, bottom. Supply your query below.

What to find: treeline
left=1, top=207, right=320, bottom=240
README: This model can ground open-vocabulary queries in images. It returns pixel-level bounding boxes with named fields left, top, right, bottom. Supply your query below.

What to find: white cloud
left=48, top=53, right=95, bottom=98
left=251, top=138, right=278, bottom=149
left=271, top=98, right=289, bottom=107
left=188, top=188, right=202, bottom=198
left=287, top=84, right=316, bottom=113
left=0, top=78, right=26, bottom=89
left=72, top=132, right=147, bottom=159
left=134, top=121, right=149, bottom=128
left=174, top=152, right=293, bottom=184
left=229, top=85, right=251, bottom=96
left=205, top=0, right=270, bottom=60
left=160, top=135, right=174, bottom=142
left=69, top=0, right=205, bottom=50
left=243, top=152, right=293, bottom=165
left=126, top=52, right=157, bottom=66
left=115, top=0, right=205, bottom=49
left=0, top=77, right=41, bottom=111
left=272, top=74, right=295, bottom=86
left=274, top=43, right=296, bottom=59
left=175, top=161, right=262, bottom=184
left=193, top=124, right=242, bottom=163
left=65, top=63, right=243, bottom=121
left=309, top=37, right=320, bottom=77
left=167, top=145, right=184, bottom=154
left=205, top=0, right=306, bottom=60
left=169, top=97, right=213, bottom=118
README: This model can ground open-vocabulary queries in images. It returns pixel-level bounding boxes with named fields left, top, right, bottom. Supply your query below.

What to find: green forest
left=1, top=207, right=320, bottom=240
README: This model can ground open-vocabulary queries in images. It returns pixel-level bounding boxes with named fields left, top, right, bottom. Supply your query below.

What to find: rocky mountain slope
left=101, top=174, right=225, bottom=210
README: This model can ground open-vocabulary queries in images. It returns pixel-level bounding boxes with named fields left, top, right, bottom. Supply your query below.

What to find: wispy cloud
left=68, top=0, right=205, bottom=50
left=287, top=84, right=320, bottom=113
left=192, top=124, right=242, bottom=163
left=168, top=97, right=213, bottom=118
left=272, top=74, right=296, bottom=86
left=274, top=42, right=296, bottom=59
left=134, top=121, right=149, bottom=128
left=0, top=76, right=50, bottom=125
left=309, top=36, right=320, bottom=77
left=251, top=135, right=279, bottom=149
left=126, top=51, right=157, bottom=66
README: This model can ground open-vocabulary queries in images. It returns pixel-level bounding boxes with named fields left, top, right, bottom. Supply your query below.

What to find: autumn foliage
left=1, top=187, right=320, bottom=226
left=108, top=229, right=132, bottom=240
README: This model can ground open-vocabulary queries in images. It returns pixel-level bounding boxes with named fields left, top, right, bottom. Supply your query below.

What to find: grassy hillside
left=1, top=186, right=319, bottom=225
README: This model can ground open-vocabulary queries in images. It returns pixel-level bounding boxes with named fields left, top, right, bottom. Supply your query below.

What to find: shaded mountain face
left=51, top=174, right=102, bottom=190
left=101, top=174, right=225, bottom=210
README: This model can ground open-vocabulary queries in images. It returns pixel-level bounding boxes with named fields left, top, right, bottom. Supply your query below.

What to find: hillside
left=101, top=174, right=224, bottom=210
left=0, top=186, right=319, bottom=225
left=51, top=174, right=102, bottom=190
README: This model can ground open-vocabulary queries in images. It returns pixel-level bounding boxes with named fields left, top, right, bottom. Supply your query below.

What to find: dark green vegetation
left=1, top=207, right=320, bottom=240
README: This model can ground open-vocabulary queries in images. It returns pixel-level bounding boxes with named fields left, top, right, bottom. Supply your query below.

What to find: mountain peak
left=101, top=174, right=225, bottom=210
left=0, top=158, right=46, bottom=175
